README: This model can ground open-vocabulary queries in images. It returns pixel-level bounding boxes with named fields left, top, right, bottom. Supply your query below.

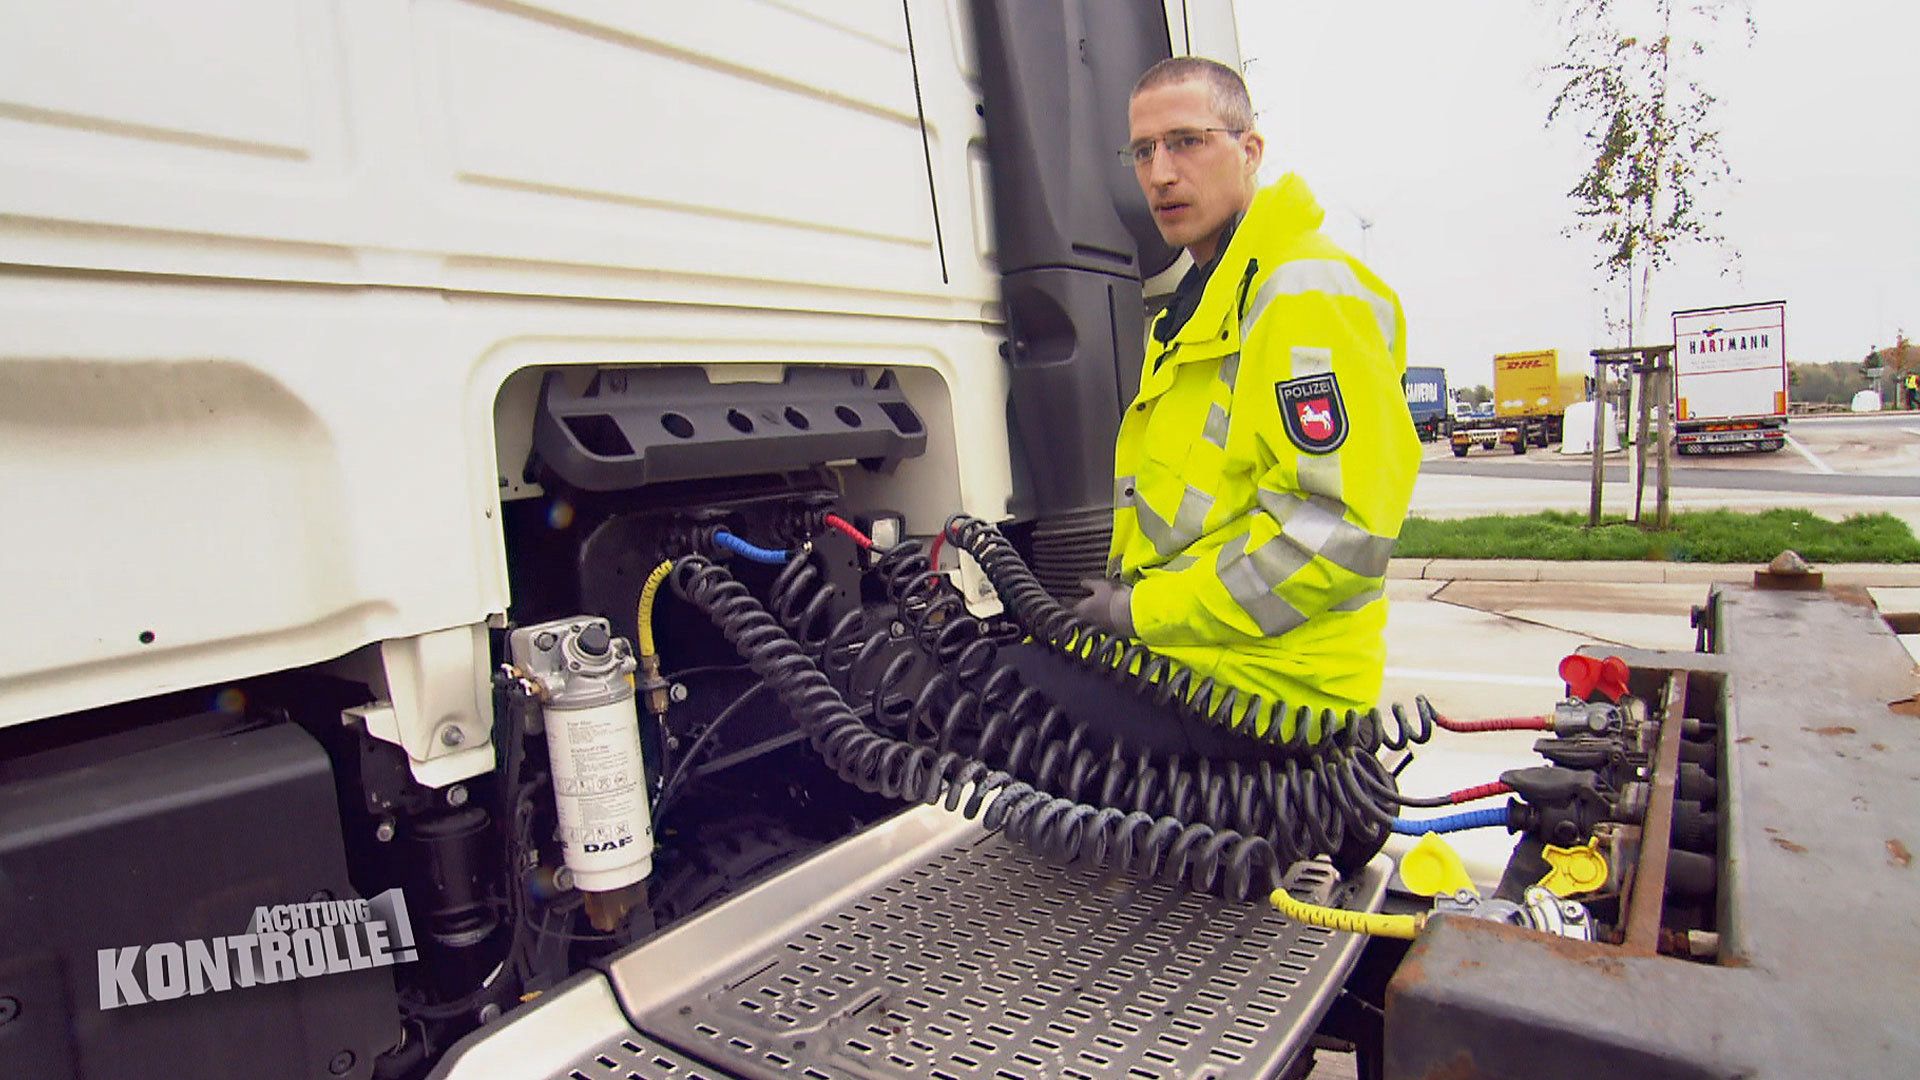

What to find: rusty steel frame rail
left=1621, top=669, right=1688, bottom=955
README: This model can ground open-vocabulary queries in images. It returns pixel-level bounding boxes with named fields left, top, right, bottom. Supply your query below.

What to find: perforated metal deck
left=629, top=833, right=1380, bottom=1079
left=435, top=809, right=1386, bottom=1080
left=559, top=1029, right=728, bottom=1080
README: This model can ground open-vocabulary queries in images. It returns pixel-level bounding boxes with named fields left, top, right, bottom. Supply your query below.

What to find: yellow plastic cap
left=1538, top=839, right=1609, bottom=897
left=1399, top=832, right=1476, bottom=898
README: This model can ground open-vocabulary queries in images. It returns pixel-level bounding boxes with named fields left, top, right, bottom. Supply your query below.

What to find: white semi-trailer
left=1671, top=301, right=1789, bottom=454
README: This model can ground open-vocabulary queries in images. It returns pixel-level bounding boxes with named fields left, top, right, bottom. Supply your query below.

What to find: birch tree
left=1544, top=0, right=1753, bottom=342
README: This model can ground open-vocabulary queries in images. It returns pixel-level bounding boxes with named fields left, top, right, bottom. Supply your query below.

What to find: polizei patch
left=1276, top=373, right=1348, bottom=453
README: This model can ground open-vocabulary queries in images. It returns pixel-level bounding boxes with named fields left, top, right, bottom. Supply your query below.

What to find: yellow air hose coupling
left=636, top=560, right=675, bottom=716
left=1267, top=887, right=1425, bottom=941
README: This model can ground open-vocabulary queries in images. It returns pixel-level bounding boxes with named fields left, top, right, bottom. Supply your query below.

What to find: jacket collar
left=1164, top=173, right=1326, bottom=348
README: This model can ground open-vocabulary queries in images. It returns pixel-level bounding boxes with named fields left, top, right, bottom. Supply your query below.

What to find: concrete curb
left=1387, top=558, right=1920, bottom=587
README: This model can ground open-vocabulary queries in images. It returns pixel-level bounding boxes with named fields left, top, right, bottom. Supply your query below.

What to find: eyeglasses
left=1121, top=127, right=1243, bottom=167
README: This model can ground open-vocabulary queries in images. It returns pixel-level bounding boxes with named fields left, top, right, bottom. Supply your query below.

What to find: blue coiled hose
left=713, top=530, right=790, bottom=565
left=1390, top=805, right=1510, bottom=836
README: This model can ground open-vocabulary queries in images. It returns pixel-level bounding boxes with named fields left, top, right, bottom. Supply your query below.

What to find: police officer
left=1071, top=57, right=1419, bottom=741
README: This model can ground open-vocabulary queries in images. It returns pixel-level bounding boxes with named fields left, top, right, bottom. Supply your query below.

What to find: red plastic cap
left=1559, top=654, right=1630, bottom=703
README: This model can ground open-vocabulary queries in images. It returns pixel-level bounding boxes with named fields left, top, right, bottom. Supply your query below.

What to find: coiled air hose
left=765, top=538, right=1438, bottom=874
left=938, top=515, right=1436, bottom=756
left=672, top=554, right=1284, bottom=899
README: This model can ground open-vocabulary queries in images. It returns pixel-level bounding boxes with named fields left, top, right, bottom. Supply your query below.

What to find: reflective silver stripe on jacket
left=1216, top=533, right=1311, bottom=635
left=1218, top=351, right=1242, bottom=391
left=1255, top=490, right=1396, bottom=578
left=1290, top=345, right=1334, bottom=376
left=1242, top=259, right=1398, bottom=352
left=1202, top=403, right=1231, bottom=449
left=1122, top=474, right=1214, bottom=558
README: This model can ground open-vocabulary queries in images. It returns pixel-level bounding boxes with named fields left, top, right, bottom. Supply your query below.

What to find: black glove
left=1071, top=578, right=1135, bottom=637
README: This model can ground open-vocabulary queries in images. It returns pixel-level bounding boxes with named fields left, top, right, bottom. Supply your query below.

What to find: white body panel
left=1671, top=302, right=1788, bottom=424
left=0, top=0, right=1010, bottom=728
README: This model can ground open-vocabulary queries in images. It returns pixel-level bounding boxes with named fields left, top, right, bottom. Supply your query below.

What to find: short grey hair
left=1131, top=57, right=1254, bottom=132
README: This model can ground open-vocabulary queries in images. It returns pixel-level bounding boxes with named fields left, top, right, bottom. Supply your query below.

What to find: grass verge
left=1395, top=509, right=1920, bottom=563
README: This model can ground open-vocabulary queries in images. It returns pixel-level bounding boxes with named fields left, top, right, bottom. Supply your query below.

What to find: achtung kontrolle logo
left=97, top=888, right=417, bottom=1010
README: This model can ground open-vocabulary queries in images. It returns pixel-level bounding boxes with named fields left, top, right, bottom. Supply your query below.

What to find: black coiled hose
left=941, top=515, right=1435, bottom=757
left=762, top=537, right=1409, bottom=872
left=674, top=555, right=1282, bottom=899
left=851, top=540, right=1411, bottom=870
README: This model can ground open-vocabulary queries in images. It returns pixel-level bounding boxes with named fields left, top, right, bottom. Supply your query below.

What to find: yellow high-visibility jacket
left=1110, top=174, right=1418, bottom=737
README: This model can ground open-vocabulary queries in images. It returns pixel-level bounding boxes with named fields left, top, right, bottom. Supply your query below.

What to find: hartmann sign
left=1673, top=302, right=1787, bottom=379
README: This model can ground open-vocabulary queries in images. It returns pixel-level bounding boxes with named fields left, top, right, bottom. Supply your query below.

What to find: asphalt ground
left=1420, top=410, right=1920, bottom=493
left=1409, top=410, right=1920, bottom=534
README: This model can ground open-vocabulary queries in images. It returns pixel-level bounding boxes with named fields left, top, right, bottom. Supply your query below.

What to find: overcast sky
left=1233, top=0, right=1920, bottom=389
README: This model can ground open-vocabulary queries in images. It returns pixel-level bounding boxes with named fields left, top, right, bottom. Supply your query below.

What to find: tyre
left=1512, top=438, right=1527, bottom=455
left=1452, top=444, right=1468, bottom=457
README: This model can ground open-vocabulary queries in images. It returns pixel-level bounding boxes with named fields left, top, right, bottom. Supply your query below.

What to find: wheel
left=1452, top=444, right=1468, bottom=457
left=1512, top=438, right=1527, bottom=455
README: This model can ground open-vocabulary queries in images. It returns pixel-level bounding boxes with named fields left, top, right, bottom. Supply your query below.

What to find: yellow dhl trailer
left=1494, top=349, right=1584, bottom=445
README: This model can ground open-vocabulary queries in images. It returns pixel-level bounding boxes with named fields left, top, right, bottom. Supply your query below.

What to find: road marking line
left=1384, top=666, right=1565, bottom=689
left=1783, top=433, right=1835, bottom=474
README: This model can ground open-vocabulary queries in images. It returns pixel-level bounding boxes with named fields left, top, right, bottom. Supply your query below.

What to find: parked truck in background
left=1403, top=365, right=1448, bottom=441
left=1671, top=301, right=1789, bottom=454
left=1448, top=349, right=1586, bottom=456
left=1494, top=348, right=1586, bottom=447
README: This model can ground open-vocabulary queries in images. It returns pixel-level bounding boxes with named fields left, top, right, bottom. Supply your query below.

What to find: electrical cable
left=937, top=515, right=1435, bottom=756
left=1445, top=780, right=1514, bottom=803
left=1390, top=805, right=1512, bottom=836
left=925, top=531, right=947, bottom=582
left=1388, top=780, right=1515, bottom=810
left=657, top=682, right=773, bottom=811
left=764, top=519, right=1499, bottom=887
left=822, top=513, right=874, bottom=549
left=782, top=538, right=1420, bottom=873
left=672, top=553, right=1284, bottom=899
left=660, top=662, right=753, bottom=681
left=712, top=529, right=791, bottom=565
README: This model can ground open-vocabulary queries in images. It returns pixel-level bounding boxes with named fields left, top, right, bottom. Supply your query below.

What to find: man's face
left=1127, top=78, right=1262, bottom=262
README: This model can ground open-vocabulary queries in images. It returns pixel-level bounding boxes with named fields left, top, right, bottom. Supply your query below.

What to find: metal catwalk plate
left=618, top=824, right=1387, bottom=1080
left=557, top=1029, right=731, bottom=1080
